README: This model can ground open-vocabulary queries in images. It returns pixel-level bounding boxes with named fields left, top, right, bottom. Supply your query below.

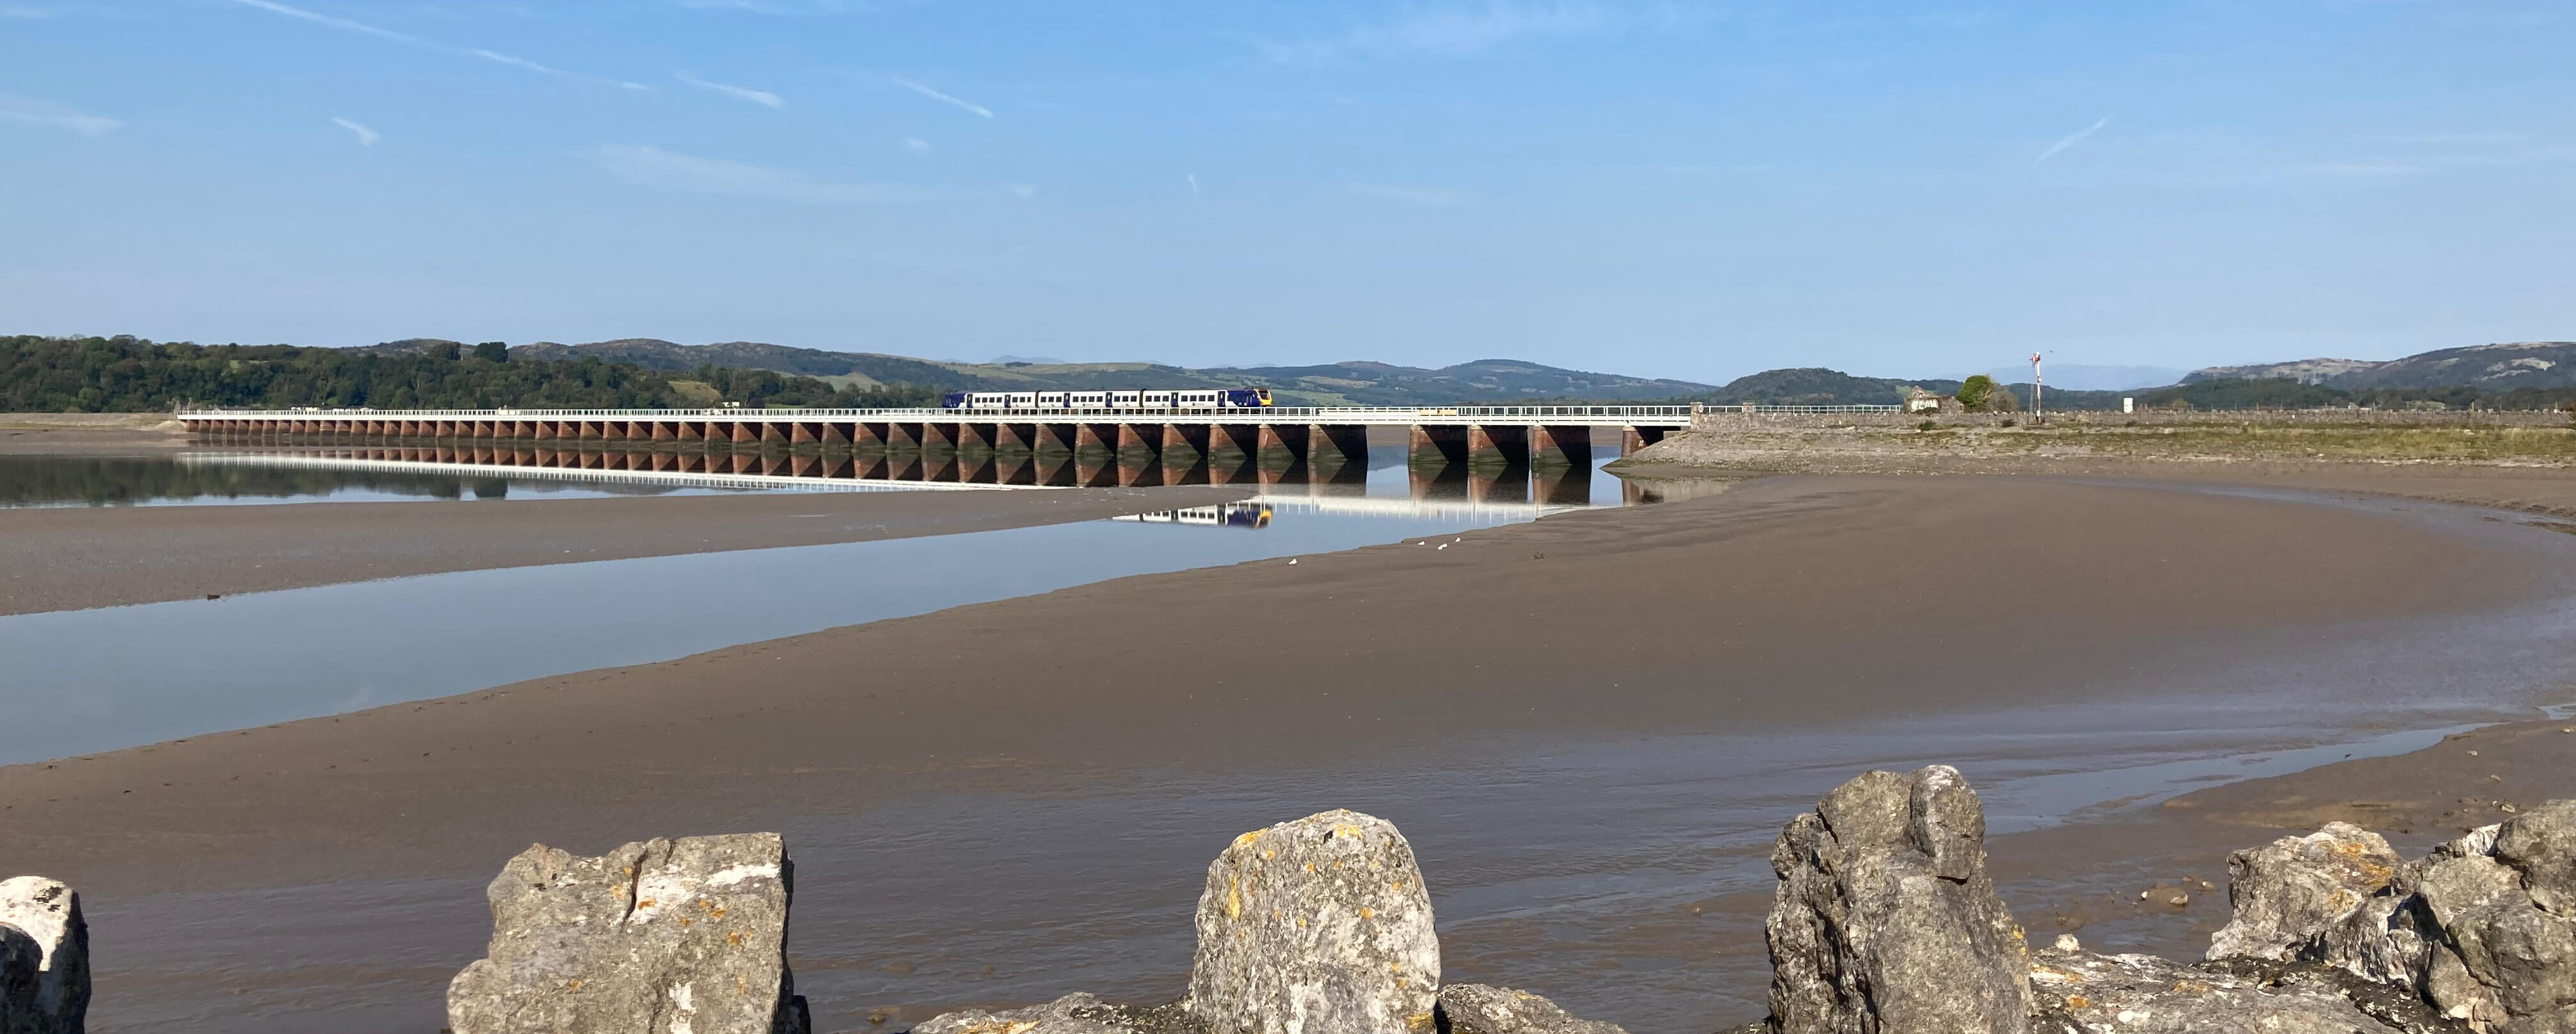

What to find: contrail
left=893, top=76, right=993, bottom=119
left=2035, top=117, right=2110, bottom=165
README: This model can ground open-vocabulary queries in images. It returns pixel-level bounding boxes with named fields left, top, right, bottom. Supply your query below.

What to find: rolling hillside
left=2186, top=342, right=2576, bottom=390
left=494, top=339, right=1715, bottom=405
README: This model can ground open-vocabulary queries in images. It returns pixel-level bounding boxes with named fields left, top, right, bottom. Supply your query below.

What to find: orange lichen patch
left=1360, top=907, right=1374, bottom=920
left=2067, top=996, right=2090, bottom=1009
left=2171, top=980, right=2212, bottom=995
left=2328, top=837, right=2397, bottom=887
left=2028, top=965, right=2084, bottom=984
left=1232, top=830, right=1264, bottom=850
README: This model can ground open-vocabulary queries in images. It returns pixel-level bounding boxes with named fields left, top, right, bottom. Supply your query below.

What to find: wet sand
left=0, top=484, right=1250, bottom=615
left=9, top=474, right=2576, bottom=1031
left=1620, top=456, right=2576, bottom=520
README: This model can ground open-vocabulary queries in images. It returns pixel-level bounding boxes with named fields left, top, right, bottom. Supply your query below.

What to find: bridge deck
left=179, top=404, right=1712, bottom=426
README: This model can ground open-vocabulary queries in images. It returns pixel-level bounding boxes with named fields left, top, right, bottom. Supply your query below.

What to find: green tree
left=1956, top=374, right=1996, bottom=412
left=473, top=341, right=509, bottom=363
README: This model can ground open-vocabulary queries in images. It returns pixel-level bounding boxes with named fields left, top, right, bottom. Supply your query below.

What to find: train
left=1111, top=502, right=1273, bottom=529
left=939, top=388, right=1274, bottom=411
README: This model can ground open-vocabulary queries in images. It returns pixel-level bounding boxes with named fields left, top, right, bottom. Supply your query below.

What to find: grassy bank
left=1628, top=417, right=2576, bottom=472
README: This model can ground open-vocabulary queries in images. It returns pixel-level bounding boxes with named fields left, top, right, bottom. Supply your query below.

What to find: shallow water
left=0, top=446, right=1671, bottom=762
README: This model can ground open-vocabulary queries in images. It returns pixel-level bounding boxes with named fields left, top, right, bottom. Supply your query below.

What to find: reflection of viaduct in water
left=180, top=405, right=1696, bottom=464
left=181, top=445, right=1680, bottom=511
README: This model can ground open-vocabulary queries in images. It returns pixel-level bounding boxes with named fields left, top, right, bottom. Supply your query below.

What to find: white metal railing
left=175, top=404, right=1707, bottom=424
left=1699, top=404, right=1906, bottom=414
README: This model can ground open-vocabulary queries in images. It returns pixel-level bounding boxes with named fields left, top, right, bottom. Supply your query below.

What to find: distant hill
left=498, top=339, right=1714, bottom=405
left=1692, top=367, right=1961, bottom=406
left=2182, top=357, right=2380, bottom=385
left=1982, top=363, right=2185, bottom=391
left=1, top=335, right=934, bottom=412
left=2185, top=342, right=2576, bottom=390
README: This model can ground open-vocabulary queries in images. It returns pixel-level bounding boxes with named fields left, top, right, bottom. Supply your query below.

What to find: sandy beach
left=9, top=470, right=2576, bottom=1031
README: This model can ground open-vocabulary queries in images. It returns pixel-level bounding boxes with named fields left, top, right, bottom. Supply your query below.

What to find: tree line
left=0, top=336, right=940, bottom=412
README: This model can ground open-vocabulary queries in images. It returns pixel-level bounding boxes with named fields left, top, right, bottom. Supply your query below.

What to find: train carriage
left=941, top=387, right=1273, bottom=410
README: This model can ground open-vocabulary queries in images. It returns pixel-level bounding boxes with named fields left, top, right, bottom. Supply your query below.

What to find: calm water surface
left=0, top=445, right=1691, bottom=762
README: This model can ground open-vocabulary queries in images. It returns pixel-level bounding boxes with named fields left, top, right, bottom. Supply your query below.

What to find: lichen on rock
left=1185, top=809, right=1439, bottom=1034
left=446, top=833, right=809, bottom=1034
left=2208, top=821, right=2405, bottom=963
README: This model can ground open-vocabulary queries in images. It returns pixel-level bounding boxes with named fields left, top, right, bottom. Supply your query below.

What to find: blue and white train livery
left=939, top=388, right=1274, bottom=411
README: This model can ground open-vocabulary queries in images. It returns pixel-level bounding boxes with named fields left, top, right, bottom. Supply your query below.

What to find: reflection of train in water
left=1110, top=502, right=1273, bottom=529
left=940, top=389, right=1274, bottom=410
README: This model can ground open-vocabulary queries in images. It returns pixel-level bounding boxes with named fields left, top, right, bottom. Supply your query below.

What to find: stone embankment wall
left=15, top=768, right=2576, bottom=1032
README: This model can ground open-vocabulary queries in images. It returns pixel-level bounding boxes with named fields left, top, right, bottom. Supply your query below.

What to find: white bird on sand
left=1287, top=559, right=1298, bottom=565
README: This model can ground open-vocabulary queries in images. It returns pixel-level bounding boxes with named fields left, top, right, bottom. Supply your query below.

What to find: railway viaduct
left=180, top=405, right=1701, bottom=464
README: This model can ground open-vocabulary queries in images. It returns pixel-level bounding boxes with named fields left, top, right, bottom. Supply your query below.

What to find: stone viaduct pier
left=179, top=405, right=1702, bottom=465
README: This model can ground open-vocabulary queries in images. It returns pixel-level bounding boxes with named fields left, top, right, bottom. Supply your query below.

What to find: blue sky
left=3, top=1, right=2570, bottom=383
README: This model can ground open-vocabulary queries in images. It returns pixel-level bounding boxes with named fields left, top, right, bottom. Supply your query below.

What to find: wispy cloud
left=1008, top=183, right=1036, bottom=200
left=1348, top=183, right=1479, bottom=207
left=1259, top=1, right=1625, bottom=63
left=595, top=144, right=916, bottom=203
left=224, top=0, right=421, bottom=44
left=477, top=49, right=649, bottom=90
left=901, top=135, right=931, bottom=152
left=2288, top=162, right=2425, bottom=179
left=892, top=75, right=993, bottom=118
left=224, top=0, right=647, bottom=90
left=677, top=72, right=783, bottom=108
left=2375, top=132, right=2527, bottom=146
left=330, top=116, right=379, bottom=146
left=0, top=95, right=122, bottom=136
left=1187, top=172, right=1201, bottom=198
left=2034, top=116, right=2110, bottom=165
left=677, top=0, right=910, bottom=12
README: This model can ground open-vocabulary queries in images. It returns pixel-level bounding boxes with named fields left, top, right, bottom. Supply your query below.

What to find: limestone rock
left=447, top=833, right=809, bottom=1034
left=1434, top=984, right=1627, bottom=1034
left=2209, top=822, right=2405, bottom=962
left=2416, top=805, right=2576, bottom=1033
left=907, top=992, right=1202, bottom=1034
left=1185, top=809, right=1439, bottom=1034
left=0, top=877, right=88, bottom=1034
left=1764, top=765, right=2033, bottom=1034
left=2028, top=948, right=2416, bottom=1033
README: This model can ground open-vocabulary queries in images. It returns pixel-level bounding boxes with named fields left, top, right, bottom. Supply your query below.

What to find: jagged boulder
left=0, top=877, right=88, bottom=1034
left=908, top=992, right=1197, bottom=1034
left=2415, top=803, right=2576, bottom=1033
left=2211, top=805, right=2576, bottom=1033
left=447, top=833, right=809, bottom=1034
left=2209, top=821, right=2405, bottom=962
left=1435, top=984, right=1627, bottom=1034
left=1764, top=765, right=2033, bottom=1034
left=1185, top=809, right=1440, bottom=1034
left=2028, top=948, right=2428, bottom=1033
